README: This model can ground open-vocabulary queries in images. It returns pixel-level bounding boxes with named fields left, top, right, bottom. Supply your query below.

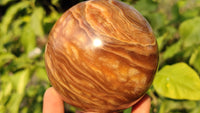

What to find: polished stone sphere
left=45, top=0, right=158, bottom=112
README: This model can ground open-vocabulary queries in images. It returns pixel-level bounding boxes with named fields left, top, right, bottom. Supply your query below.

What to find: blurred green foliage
left=0, top=0, right=200, bottom=113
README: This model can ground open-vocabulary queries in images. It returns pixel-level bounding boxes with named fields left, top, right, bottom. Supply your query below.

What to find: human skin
left=43, top=87, right=151, bottom=113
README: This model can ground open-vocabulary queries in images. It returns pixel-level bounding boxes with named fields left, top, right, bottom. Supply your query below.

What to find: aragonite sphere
left=45, top=0, right=158, bottom=112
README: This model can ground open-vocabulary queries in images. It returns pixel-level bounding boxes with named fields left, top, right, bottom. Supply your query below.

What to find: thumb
left=131, top=95, right=151, bottom=113
left=43, top=87, right=64, bottom=113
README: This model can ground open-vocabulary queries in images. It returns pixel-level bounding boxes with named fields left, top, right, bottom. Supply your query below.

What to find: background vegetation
left=0, top=0, right=200, bottom=113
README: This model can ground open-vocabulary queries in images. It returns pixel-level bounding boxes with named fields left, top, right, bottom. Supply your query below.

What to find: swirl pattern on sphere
left=45, top=0, right=158, bottom=112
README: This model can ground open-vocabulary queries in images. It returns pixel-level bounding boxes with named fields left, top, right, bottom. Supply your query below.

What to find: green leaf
left=35, top=67, right=49, bottom=82
left=3, top=82, right=12, bottom=97
left=190, top=101, right=200, bottom=113
left=0, top=32, right=12, bottom=51
left=26, top=86, right=38, bottom=98
left=159, top=99, right=197, bottom=113
left=0, top=105, right=6, bottom=113
left=157, top=26, right=177, bottom=52
left=0, top=0, right=15, bottom=5
left=147, top=12, right=166, bottom=31
left=134, top=0, right=157, bottom=16
left=0, top=77, right=12, bottom=105
left=190, top=46, right=200, bottom=73
left=157, top=0, right=179, bottom=21
left=51, top=0, right=59, bottom=6
left=162, top=40, right=182, bottom=60
left=12, top=16, right=29, bottom=37
left=10, top=69, right=30, bottom=94
left=0, top=70, right=28, bottom=113
left=153, top=62, right=200, bottom=100
left=0, top=1, right=30, bottom=34
left=43, top=11, right=61, bottom=34
left=157, top=33, right=167, bottom=51
left=179, top=17, right=200, bottom=48
left=31, top=7, right=45, bottom=37
left=10, top=54, right=33, bottom=70
left=33, top=103, right=42, bottom=113
left=0, top=52, right=15, bottom=68
left=123, top=107, right=132, bottom=113
left=181, top=8, right=199, bottom=19
left=20, top=24, right=36, bottom=53
left=16, top=69, right=30, bottom=94
left=21, top=107, right=28, bottom=113
left=6, top=93, right=24, bottom=113
left=178, top=0, right=200, bottom=19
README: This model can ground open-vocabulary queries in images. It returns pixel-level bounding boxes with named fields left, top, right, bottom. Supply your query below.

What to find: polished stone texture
left=45, top=0, right=158, bottom=112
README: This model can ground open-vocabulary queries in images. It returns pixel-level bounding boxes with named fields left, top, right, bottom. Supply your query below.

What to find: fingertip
left=131, top=94, right=151, bottom=113
left=43, top=87, right=64, bottom=113
left=44, top=87, right=55, bottom=99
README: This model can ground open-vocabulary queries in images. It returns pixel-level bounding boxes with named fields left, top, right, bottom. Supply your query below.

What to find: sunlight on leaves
left=190, top=46, right=200, bottom=73
left=179, top=17, right=200, bottom=48
left=31, top=7, right=45, bottom=37
left=153, top=62, right=200, bottom=100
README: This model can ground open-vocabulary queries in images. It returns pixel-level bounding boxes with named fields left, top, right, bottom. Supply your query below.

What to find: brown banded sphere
left=45, top=0, right=159, bottom=112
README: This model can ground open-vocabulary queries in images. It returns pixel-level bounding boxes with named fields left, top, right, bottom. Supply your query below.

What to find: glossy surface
left=45, top=0, right=158, bottom=112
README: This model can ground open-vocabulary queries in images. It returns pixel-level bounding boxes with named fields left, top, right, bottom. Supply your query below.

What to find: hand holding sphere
left=45, top=0, right=158, bottom=112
